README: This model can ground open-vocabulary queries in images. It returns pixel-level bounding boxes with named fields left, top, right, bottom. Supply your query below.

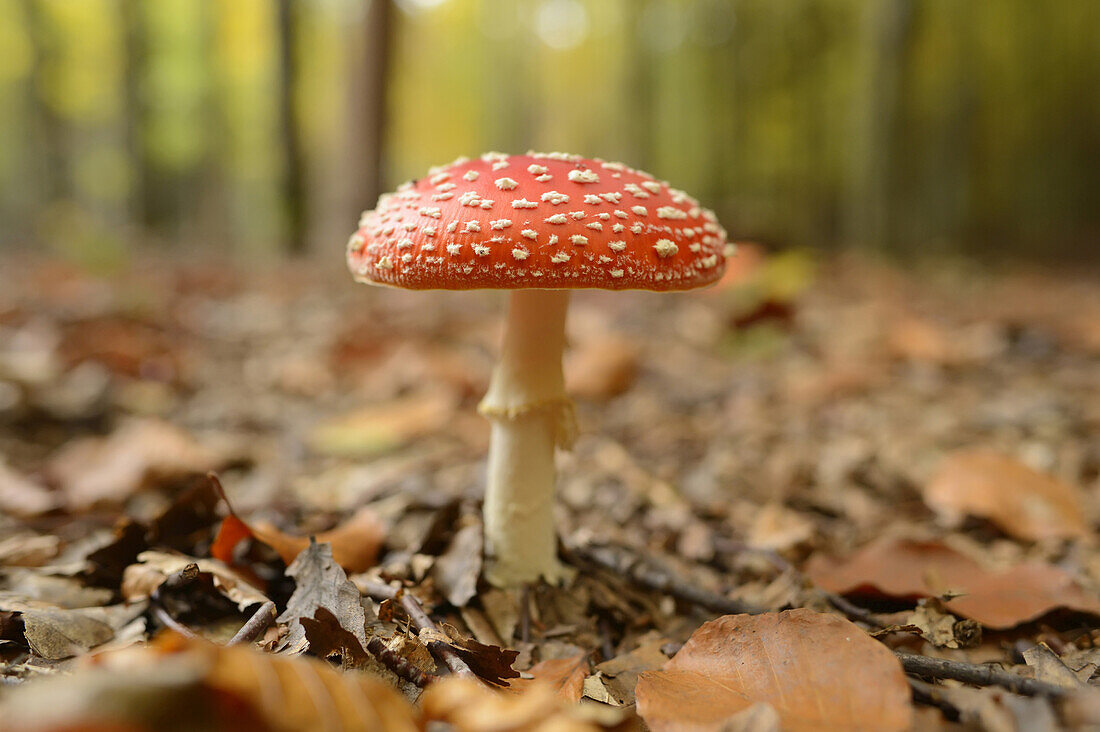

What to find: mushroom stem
left=479, top=289, right=575, bottom=587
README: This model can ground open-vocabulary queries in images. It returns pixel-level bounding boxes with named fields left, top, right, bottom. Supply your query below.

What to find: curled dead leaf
left=211, top=474, right=385, bottom=574
left=807, top=537, right=1100, bottom=629
left=0, top=632, right=419, bottom=731
left=508, top=653, right=589, bottom=703
left=423, top=676, right=631, bottom=732
left=123, top=551, right=269, bottom=611
left=923, top=449, right=1088, bottom=541
left=635, top=609, right=911, bottom=732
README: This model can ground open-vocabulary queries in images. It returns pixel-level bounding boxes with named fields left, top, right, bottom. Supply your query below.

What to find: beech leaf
left=923, top=449, right=1088, bottom=541
left=807, top=537, right=1100, bottom=629
left=635, top=609, right=911, bottom=732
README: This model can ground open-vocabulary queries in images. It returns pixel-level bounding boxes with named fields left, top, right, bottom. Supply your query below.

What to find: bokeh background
left=1, top=0, right=1098, bottom=264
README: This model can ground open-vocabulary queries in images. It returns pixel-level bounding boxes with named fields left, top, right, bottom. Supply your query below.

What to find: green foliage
left=0, top=0, right=1096, bottom=259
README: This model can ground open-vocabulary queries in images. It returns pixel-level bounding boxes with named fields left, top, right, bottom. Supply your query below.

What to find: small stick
left=568, top=544, right=763, bottom=616
left=717, top=539, right=884, bottom=629
left=150, top=563, right=200, bottom=603
left=228, top=601, right=276, bottom=646
left=152, top=605, right=198, bottom=639
left=907, top=678, right=961, bottom=721
left=896, top=652, right=1070, bottom=698
left=359, top=579, right=476, bottom=679
left=367, top=636, right=439, bottom=688
left=150, top=563, right=201, bottom=639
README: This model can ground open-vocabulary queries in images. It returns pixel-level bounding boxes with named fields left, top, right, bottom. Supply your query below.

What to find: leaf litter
left=0, top=252, right=1098, bottom=729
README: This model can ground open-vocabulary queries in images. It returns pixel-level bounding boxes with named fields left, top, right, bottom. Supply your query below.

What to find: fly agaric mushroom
left=347, top=152, right=731, bottom=586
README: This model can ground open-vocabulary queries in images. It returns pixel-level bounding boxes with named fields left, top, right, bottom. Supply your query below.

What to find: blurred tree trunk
left=848, top=0, right=913, bottom=249
left=23, top=0, right=67, bottom=206
left=342, top=0, right=393, bottom=226
left=122, top=0, right=148, bottom=235
left=277, top=0, right=306, bottom=253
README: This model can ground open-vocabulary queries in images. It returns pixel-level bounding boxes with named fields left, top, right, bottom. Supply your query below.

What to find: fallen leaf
left=0, top=459, right=58, bottom=517
left=1023, top=643, right=1085, bottom=690
left=923, top=449, right=1088, bottom=541
left=276, top=540, right=373, bottom=655
left=47, top=418, right=221, bottom=511
left=0, top=632, right=420, bottom=731
left=420, top=627, right=520, bottom=687
left=422, top=676, right=627, bottom=731
left=595, top=639, right=670, bottom=706
left=211, top=475, right=385, bottom=574
left=635, top=609, right=911, bottom=732
left=0, top=600, right=146, bottom=661
left=307, top=390, right=454, bottom=457
left=566, top=336, right=639, bottom=400
left=298, top=606, right=371, bottom=669
left=509, top=653, right=589, bottom=702
left=432, top=519, right=483, bottom=607
left=746, top=502, right=814, bottom=552
left=123, top=551, right=269, bottom=611
left=806, top=537, right=1100, bottom=629
left=0, top=533, right=62, bottom=567
left=20, top=607, right=115, bottom=660
left=906, top=600, right=965, bottom=649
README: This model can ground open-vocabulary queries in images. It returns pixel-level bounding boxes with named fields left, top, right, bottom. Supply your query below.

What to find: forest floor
left=1, top=248, right=1099, bottom=731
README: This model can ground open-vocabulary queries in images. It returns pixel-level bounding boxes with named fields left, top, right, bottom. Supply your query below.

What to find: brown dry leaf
left=251, top=507, right=386, bottom=574
left=210, top=471, right=386, bottom=574
left=123, top=550, right=269, bottom=611
left=746, top=502, right=814, bottom=552
left=0, top=533, right=61, bottom=567
left=566, top=336, right=639, bottom=400
left=595, top=639, right=670, bottom=706
left=0, top=458, right=58, bottom=517
left=887, top=315, right=960, bottom=364
left=48, top=418, right=221, bottom=510
left=306, top=390, right=454, bottom=457
left=432, top=518, right=484, bottom=608
left=509, top=653, right=589, bottom=702
left=420, top=626, right=520, bottom=687
left=423, top=676, right=629, bottom=732
left=807, top=537, right=1100, bottom=629
left=923, top=449, right=1088, bottom=541
left=635, top=609, right=912, bottom=732
left=0, top=632, right=420, bottom=731
left=277, top=541, right=374, bottom=656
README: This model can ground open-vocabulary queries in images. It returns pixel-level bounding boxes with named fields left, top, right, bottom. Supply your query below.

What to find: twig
left=824, top=591, right=884, bottom=629
left=358, top=579, right=476, bottom=679
left=366, top=636, right=439, bottom=688
left=896, top=652, right=1070, bottom=698
left=567, top=544, right=763, bottom=616
left=228, top=601, right=276, bottom=646
left=150, top=563, right=201, bottom=639
left=150, top=563, right=200, bottom=603
left=152, top=605, right=198, bottom=639
left=907, top=678, right=961, bottom=721
left=717, top=539, right=884, bottom=629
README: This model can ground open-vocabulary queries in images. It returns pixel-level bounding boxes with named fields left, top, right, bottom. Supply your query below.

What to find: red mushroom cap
left=347, top=152, right=732, bottom=291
